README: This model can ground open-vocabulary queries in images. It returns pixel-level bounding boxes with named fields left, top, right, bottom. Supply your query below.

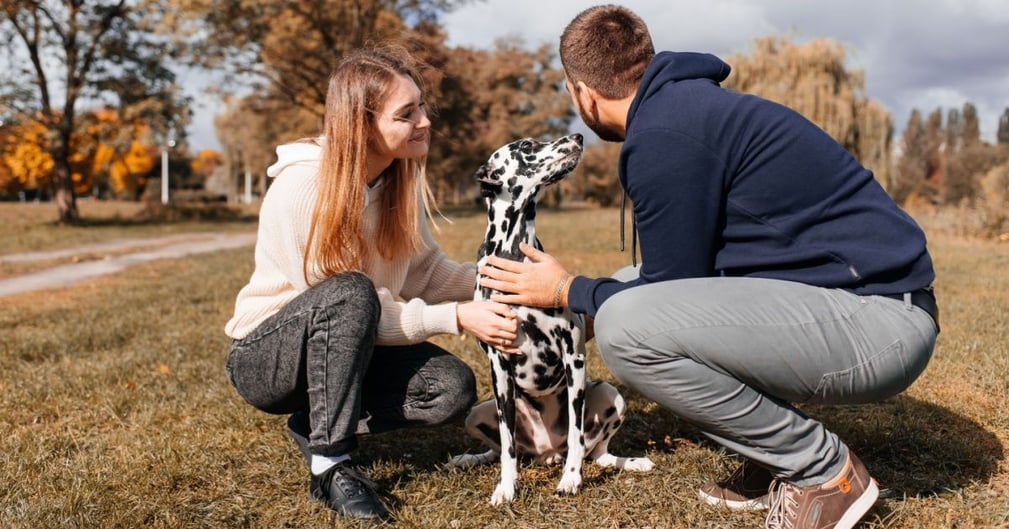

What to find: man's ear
left=573, top=80, right=600, bottom=113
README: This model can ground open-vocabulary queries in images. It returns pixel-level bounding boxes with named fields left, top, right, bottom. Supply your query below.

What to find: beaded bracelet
left=553, top=273, right=572, bottom=308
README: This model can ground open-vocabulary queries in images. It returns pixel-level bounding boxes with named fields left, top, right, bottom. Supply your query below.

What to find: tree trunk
left=53, top=156, right=79, bottom=223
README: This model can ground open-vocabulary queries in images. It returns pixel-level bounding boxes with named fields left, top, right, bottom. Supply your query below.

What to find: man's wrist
left=555, top=274, right=574, bottom=308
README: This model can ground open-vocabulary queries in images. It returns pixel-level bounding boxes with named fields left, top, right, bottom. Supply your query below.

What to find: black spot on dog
left=572, top=389, right=586, bottom=429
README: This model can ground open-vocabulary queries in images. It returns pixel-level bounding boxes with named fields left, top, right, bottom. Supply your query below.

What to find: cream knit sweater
left=224, top=141, right=476, bottom=345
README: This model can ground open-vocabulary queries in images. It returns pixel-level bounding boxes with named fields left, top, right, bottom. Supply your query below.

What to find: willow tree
left=1, top=0, right=190, bottom=222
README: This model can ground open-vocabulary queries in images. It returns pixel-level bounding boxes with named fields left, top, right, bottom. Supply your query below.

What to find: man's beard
left=578, top=106, right=624, bottom=143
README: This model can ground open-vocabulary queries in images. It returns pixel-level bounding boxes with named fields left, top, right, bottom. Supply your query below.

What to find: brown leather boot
left=697, top=459, right=773, bottom=510
left=765, top=451, right=878, bottom=529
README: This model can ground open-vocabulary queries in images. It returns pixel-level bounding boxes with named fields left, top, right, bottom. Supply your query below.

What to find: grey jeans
left=226, top=272, right=476, bottom=457
left=594, top=271, right=937, bottom=486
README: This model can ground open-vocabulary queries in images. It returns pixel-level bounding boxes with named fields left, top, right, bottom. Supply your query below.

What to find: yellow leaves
left=107, top=140, right=157, bottom=197
left=190, top=148, right=224, bottom=179
left=1, top=120, right=54, bottom=191
left=2, top=110, right=158, bottom=197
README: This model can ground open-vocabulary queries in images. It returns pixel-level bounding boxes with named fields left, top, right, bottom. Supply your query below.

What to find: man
left=478, top=5, right=939, bottom=529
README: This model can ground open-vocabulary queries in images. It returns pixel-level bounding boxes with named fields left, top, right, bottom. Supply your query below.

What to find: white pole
left=161, top=148, right=169, bottom=204
left=244, top=171, right=252, bottom=203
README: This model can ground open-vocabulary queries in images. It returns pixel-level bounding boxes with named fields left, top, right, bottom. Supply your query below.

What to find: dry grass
left=1, top=203, right=1008, bottom=528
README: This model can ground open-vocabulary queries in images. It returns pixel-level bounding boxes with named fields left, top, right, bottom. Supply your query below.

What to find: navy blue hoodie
left=567, top=52, right=935, bottom=318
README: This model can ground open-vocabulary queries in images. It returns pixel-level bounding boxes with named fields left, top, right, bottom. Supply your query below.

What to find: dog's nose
left=571, top=133, right=583, bottom=144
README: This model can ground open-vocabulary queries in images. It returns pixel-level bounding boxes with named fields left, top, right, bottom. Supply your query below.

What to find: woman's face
left=368, top=74, right=430, bottom=164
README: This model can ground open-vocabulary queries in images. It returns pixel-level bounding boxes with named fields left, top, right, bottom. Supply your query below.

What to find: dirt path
left=0, top=232, right=257, bottom=297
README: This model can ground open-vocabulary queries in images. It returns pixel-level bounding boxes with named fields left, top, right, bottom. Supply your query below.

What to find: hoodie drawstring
left=619, top=190, right=638, bottom=267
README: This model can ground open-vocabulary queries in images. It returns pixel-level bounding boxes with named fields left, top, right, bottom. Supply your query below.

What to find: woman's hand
left=479, top=243, right=572, bottom=308
left=456, top=300, right=521, bottom=354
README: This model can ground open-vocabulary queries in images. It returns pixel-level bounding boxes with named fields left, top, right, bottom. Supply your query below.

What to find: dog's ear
left=474, top=164, right=502, bottom=198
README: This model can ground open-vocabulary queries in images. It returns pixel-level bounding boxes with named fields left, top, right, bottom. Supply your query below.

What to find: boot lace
left=766, top=480, right=802, bottom=529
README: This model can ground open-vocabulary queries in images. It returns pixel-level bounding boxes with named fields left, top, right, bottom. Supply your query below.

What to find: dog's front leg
left=556, top=321, right=587, bottom=496
left=489, top=351, right=518, bottom=505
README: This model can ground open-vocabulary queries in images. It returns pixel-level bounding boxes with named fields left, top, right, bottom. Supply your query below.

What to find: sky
left=186, top=0, right=1009, bottom=151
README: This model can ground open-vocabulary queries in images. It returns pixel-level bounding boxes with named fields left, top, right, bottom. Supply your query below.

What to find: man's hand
left=479, top=243, right=572, bottom=308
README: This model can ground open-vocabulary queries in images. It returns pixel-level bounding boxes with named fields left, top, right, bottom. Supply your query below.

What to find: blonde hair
left=305, top=46, right=434, bottom=283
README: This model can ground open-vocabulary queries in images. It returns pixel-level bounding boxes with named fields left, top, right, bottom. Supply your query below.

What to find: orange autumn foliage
left=1, top=110, right=158, bottom=198
left=0, top=120, right=55, bottom=194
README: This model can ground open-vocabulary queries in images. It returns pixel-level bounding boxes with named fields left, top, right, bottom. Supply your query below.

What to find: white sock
left=311, top=453, right=351, bottom=475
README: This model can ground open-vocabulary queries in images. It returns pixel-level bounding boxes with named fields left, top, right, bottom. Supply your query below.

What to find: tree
left=176, top=0, right=462, bottom=117
left=922, top=108, right=945, bottom=202
left=425, top=39, right=572, bottom=204
left=945, top=102, right=986, bottom=204
left=188, top=0, right=572, bottom=206
left=959, top=102, right=981, bottom=148
left=181, top=0, right=459, bottom=197
left=574, top=141, right=624, bottom=207
left=1, top=1, right=190, bottom=222
left=894, top=109, right=926, bottom=204
left=0, top=119, right=54, bottom=197
left=998, top=107, right=1009, bottom=146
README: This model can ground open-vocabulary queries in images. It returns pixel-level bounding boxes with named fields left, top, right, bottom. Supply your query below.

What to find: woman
left=224, top=46, right=517, bottom=522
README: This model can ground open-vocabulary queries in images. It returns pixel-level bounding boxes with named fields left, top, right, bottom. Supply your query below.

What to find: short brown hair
left=559, top=5, right=655, bottom=99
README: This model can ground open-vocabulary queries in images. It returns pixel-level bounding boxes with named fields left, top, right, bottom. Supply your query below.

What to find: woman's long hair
left=304, top=46, right=434, bottom=284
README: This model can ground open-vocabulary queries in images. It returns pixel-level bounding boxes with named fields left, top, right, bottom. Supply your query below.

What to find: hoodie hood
left=265, top=137, right=382, bottom=207
left=629, top=51, right=731, bottom=118
left=266, top=139, right=324, bottom=178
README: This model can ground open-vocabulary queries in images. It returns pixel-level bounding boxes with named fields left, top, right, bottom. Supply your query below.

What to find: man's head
left=560, top=5, right=654, bottom=141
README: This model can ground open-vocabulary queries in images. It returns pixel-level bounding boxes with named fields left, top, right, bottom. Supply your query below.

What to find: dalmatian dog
left=446, top=134, right=654, bottom=505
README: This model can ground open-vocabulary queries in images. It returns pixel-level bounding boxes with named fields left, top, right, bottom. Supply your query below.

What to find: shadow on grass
left=611, top=389, right=1003, bottom=499
left=72, top=202, right=259, bottom=226
left=347, top=390, right=1003, bottom=510
left=810, top=395, right=1004, bottom=498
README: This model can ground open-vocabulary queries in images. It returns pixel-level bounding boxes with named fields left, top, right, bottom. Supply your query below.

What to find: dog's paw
left=622, top=456, right=656, bottom=472
left=555, top=471, right=582, bottom=496
left=592, top=453, right=656, bottom=472
left=490, top=482, right=515, bottom=505
left=445, top=450, right=496, bottom=469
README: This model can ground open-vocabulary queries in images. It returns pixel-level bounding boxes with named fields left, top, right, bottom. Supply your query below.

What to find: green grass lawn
left=1, top=203, right=1007, bottom=528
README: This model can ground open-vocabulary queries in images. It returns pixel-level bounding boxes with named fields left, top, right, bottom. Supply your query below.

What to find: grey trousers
left=594, top=271, right=937, bottom=486
left=226, top=272, right=476, bottom=457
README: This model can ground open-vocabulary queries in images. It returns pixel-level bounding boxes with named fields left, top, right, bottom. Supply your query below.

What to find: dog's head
left=474, top=134, right=584, bottom=206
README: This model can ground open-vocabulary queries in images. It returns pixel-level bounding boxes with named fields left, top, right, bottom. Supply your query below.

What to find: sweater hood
left=265, top=137, right=381, bottom=206
left=266, top=139, right=323, bottom=178
left=630, top=51, right=731, bottom=117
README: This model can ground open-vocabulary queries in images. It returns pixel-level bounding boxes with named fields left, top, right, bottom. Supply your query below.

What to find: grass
left=1, top=202, right=1008, bottom=528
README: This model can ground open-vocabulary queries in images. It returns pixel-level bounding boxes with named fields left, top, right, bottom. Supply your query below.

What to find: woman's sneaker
left=765, top=451, right=878, bottom=529
left=697, top=459, right=773, bottom=510
left=310, top=463, right=391, bottom=521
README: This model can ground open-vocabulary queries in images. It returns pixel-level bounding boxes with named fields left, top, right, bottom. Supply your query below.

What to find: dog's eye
left=519, top=140, right=533, bottom=151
